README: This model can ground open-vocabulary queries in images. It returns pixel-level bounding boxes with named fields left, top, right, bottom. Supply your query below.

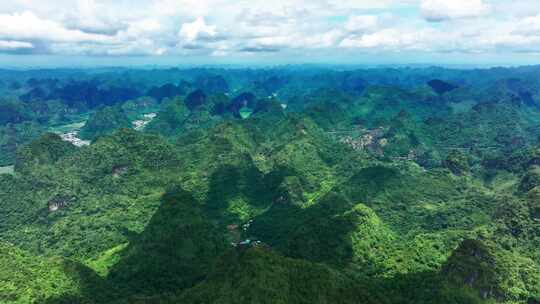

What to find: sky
left=0, top=0, right=540, bottom=67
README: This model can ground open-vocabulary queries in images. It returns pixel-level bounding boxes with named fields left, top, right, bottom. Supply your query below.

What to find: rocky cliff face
left=443, top=239, right=540, bottom=303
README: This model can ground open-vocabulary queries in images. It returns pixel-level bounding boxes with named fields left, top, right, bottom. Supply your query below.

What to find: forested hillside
left=0, top=66, right=539, bottom=304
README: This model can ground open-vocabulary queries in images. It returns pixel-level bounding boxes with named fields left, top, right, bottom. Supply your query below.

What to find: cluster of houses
left=337, top=127, right=386, bottom=152
left=59, top=131, right=90, bottom=147
left=390, top=149, right=418, bottom=162
left=48, top=196, right=74, bottom=212
left=242, top=219, right=253, bottom=231
left=232, top=239, right=262, bottom=248
left=335, top=127, right=422, bottom=162
left=132, top=113, right=157, bottom=131
left=227, top=219, right=265, bottom=248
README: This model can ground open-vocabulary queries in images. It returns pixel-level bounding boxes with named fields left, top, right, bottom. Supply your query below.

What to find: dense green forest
left=0, top=66, right=539, bottom=303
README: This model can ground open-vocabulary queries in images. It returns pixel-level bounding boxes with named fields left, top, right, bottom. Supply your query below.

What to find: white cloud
left=63, top=0, right=126, bottom=35
left=211, top=49, right=228, bottom=56
left=179, top=17, right=217, bottom=42
left=0, top=0, right=536, bottom=60
left=327, top=0, right=417, bottom=10
left=493, top=0, right=540, bottom=18
left=512, top=14, right=540, bottom=36
left=153, top=0, right=211, bottom=18
left=0, top=40, right=33, bottom=49
left=340, top=29, right=415, bottom=49
left=421, top=0, right=491, bottom=22
left=119, top=19, right=163, bottom=39
left=0, top=11, right=114, bottom=43
left=306, top=29, right=345, bottom=48
left=339, top=26, right=474, bottom=53
left=345, top=15, right=379, bottom=33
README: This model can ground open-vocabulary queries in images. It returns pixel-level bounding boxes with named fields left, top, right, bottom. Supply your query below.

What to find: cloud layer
left=0, top=0, right=539, bottom=62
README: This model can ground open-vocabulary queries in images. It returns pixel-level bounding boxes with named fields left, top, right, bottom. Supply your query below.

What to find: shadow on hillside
left=41, top=162, right=497, bottom=304
left=100, top=161, right=358, bottom=299
left=174, top=246, right=486, bottom=304
left=334, top=165, right=401, bottom=203
left=365, top=270, right=486, bottom=304
left=104, top=186, right=226, bottom=298
left=203, top=162, right=288, bottom=222
left=248, top=190, right=358, bottom=266
left=43, top=164, right=412, bottom=302
left=42, top=259, right=115, bottom=304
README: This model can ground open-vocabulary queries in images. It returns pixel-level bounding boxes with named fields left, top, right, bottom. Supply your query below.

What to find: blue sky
left=0, top=0, right=539, bottom=66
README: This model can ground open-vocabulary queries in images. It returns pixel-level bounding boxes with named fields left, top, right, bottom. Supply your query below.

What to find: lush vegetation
left=0, top=66, right=539, bottom=303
